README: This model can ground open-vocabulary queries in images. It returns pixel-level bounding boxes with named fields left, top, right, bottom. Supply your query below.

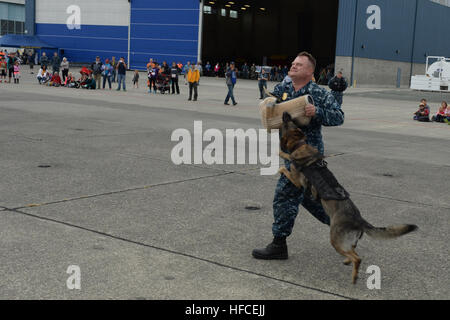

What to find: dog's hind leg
left=349, top=247, right=362, bottom=284
left=331, top=241, right=361, bottom=285
left=343, top=258, right=352, bottom=266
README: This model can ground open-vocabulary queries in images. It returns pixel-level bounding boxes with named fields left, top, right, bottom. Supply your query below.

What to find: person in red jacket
left=413, top=103, right=430, bottom=122
left=48, top=71, right=62, bottom=87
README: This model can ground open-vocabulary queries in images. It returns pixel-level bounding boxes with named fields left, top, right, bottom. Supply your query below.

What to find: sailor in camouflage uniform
left=253, top=52, right=345, bottom=260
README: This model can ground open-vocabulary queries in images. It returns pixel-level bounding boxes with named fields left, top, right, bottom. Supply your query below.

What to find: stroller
left=71, top=67, right=92, bottom=88
left=155, top=72, right=171, bottom=94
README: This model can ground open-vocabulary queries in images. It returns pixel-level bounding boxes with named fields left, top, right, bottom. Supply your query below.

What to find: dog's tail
left=363, top=223, right=418, bottom=240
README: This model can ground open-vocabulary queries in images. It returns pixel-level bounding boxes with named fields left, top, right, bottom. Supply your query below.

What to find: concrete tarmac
left=0, top=67, right=449, bottom=300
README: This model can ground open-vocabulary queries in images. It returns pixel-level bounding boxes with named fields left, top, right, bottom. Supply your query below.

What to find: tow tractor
left=410, top=56, right=450, bottom=92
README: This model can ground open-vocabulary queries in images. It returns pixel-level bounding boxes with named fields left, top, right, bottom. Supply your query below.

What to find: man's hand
left=305, top=104, right=316, bottom=117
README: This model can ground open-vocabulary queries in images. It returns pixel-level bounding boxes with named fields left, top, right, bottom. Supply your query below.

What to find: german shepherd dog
left=279, top=112, right=418, bottom=284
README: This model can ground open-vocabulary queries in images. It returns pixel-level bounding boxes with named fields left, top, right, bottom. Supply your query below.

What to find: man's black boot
left=252, top=237, right=288, bottom=260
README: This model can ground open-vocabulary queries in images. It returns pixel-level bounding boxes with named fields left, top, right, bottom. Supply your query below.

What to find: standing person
left=196, top=62, right=203, bottom=85
left=205, top=61, right=211, bottom=77
left=196, top=61, right=203, bottom=76
left=40, top=52, right=49, bottom=68
left=250, top=63, right=256, bottom=80
left=187, top=63, right=200, bottom=101
left=0, top=57, right=6, bottom=82
left=132, top=70, right=139, bottom=89
left=13, top=61, right=20, bottom=84
left=116, top=57, right=127, bottom=91
left=242, top=62, right=249, bottom=79
left=51, top=52, right=61, bottom=74
left=29, top=51, right=35, bottom=74
left=214, top=62, right=220, bottom=77
left=328, top=71, right=348, bottom=106
left=148, top=62, right=159, bottom=94
left=91, top=56, right=103, bottom=90
left=258, top=68, right=269, bottom=99
left=161, top=61, right=170, bottom=74
left=252, top=52, right=345, bottom=260
left=170, top=62, right=180, bottom=94
left=60, top=57, right=70, bottom=83
left=101, top=58, right=113, bottom=90
left=224, top=62, right=238, bottom=106
left=183, top=61, right=191, bottom=84
left=111, top=56, right=117, bottom=83
left=7, top=52, right=16, bottom=83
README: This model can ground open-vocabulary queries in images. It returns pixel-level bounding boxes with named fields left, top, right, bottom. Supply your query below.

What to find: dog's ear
left=283, top=112, right=293, bottom=124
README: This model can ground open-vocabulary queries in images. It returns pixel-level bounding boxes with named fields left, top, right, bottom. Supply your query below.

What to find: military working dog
left=279, top=112, right=418, bottom=284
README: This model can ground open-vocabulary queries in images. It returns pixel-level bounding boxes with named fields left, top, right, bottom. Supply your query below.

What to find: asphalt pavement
left=0, top=67, right=449, bottom=300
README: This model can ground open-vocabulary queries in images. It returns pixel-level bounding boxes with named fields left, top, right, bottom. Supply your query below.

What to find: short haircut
left=298, top=51, right=316, bottom=71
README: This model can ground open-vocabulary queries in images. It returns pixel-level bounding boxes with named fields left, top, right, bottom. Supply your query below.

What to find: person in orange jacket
left=187, top=63, right=200, bottom=101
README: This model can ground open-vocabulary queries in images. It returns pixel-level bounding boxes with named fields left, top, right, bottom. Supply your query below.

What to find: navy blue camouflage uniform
left=271, top=79, right=345, bottom=238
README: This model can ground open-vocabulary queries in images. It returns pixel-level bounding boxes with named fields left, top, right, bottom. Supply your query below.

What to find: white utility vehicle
left=410, top=56, right=450, bottom=92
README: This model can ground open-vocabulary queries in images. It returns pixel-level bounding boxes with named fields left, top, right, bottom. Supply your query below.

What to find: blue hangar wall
left=335, top=0, right=450, bottom=86
left=32, top=0, right=200, bottom=69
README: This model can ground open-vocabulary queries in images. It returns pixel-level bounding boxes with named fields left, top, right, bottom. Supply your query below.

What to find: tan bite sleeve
left=259, top=95, right=313, bottom=131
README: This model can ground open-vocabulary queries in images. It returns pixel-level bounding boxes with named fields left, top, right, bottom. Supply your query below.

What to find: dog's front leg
left=279, top=167, right=304, bottom=189
left=279, top=151, right=291, bottom=161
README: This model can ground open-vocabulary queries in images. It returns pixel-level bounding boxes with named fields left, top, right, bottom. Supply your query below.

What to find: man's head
left=54, top=52, right=58, bottom=56
left=337, top=71, right=343, bottom=78
left=421, top=98, right=427, bottom=104
left=288, top=52, right=316, bottom=82
left=42, top=52, right=46, bottom=56
left=96, top=56, right=100, bottom=61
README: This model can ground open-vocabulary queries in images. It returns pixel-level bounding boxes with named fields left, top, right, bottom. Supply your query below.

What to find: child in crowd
left=413, top=103, right=430, bottom=122
left=133, top=70, right=139, bottom=89
left=444, top=104, right=450, bottom=125
left=0, top=58, right=7, bottom=82
left=82, top=73, right=96, bottom=89
left=432, top=101, right=447, bottom=123
left=13, top=61, right=20, bottom=84
left=64, top=72, right=76, bottom=87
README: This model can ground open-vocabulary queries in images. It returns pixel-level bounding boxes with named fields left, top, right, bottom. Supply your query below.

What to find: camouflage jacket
left=272, top=78, right=345, bottom=154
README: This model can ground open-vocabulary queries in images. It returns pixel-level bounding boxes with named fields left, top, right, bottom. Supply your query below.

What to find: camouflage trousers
left=272, top=161, right=330, bottom=238
left=331, top=91, right=343, bottom=106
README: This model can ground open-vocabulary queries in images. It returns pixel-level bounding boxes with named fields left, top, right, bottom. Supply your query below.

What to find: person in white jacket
left=37, top=66, right=50, bottom=84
